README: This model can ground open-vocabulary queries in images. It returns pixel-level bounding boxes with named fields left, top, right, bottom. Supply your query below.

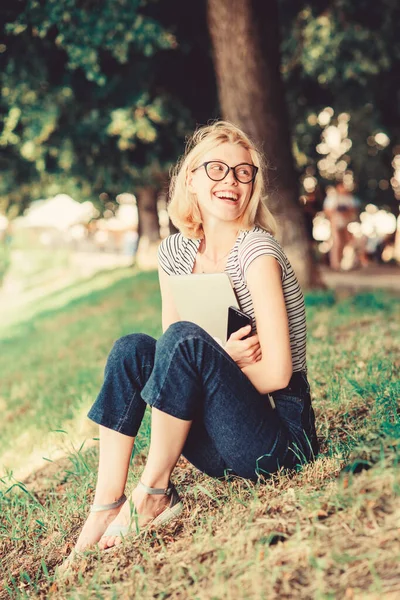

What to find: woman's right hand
left=224, top=326, right=262, bottom=368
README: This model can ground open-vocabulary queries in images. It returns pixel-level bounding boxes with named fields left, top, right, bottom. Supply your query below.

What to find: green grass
left=0, top=271, right=399, bottom=599
left=0, top=269, right=160, bottom=479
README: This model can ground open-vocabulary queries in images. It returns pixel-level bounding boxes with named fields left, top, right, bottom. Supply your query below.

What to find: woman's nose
left=223, top=167, right=238, bottom=185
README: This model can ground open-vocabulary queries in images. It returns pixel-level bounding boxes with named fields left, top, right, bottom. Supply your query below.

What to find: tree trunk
left=207, top=0, right=318, bottom=288
left=136, top=186, right=160, bottom=269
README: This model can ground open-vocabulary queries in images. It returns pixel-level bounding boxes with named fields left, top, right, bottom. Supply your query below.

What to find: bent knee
left=162, top=321, right=208, bottom=344
left=110, top=333, right=156, bottom=361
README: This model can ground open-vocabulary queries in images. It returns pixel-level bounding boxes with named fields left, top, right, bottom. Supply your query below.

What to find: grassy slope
left=0, top=269, right=159, bottom=478
left=0, top=270, right=399, bottom=599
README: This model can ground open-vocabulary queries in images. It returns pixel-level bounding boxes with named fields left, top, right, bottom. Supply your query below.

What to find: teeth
left=215, top=191, right=238, bottom=200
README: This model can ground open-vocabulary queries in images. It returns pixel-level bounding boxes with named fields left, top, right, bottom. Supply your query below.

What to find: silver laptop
left=168, top=273, right=239, bottom=343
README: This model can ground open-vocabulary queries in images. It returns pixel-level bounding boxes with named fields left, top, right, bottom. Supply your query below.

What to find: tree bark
left=136, top=186, right=160, bottom=269
left=207, top=0, right=318, bottom=288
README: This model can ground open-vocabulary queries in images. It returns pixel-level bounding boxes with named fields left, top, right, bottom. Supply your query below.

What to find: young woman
left=65, top=120, right=319, bottom=560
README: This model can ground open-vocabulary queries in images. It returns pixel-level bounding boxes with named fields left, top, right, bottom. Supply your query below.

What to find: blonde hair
left=168, top=120, right=277, bottom=239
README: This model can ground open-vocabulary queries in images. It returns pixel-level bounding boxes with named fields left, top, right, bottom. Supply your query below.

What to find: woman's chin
left=199, top=205, right=245, bottom=227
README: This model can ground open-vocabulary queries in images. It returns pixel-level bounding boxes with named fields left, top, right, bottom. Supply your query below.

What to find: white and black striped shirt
left=158, top=226, right=307, bottom=373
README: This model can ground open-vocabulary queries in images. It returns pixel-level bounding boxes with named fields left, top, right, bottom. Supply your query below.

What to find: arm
left=158, top=264, right=180, bottom=333
left=240, top=255, right=292, bottom=394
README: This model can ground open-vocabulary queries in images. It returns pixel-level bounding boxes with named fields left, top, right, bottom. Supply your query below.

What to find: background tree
left=207, top=0, right=315, bottom=287
left=0, top=0, right=216, bottom=250
left=279, top=0, right=400, bottom=209
left=1, top=0, right=399, bottom=275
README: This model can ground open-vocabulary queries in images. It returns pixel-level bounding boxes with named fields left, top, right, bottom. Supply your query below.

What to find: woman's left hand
left=224, top=326, right=262, bottom=368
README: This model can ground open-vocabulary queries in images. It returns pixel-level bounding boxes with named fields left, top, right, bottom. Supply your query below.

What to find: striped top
left=158, top=226, right=307, bottom=373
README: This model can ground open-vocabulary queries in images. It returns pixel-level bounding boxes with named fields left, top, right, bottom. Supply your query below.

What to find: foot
left=58, top=503, right=124, bottom=574
left=98, top=484, right=170, bottom=550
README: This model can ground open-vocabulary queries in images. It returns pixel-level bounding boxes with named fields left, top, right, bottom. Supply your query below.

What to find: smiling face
left=188, top=142, right=255, bottom=227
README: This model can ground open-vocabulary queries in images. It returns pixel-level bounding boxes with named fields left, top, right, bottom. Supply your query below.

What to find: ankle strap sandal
left=138, top=480, right=174, bottom=496
left=137, top=480, right=183, bottom=526
left=100, top=480, right=184, bottom=543
left=90, top=493, right=127, bottom=513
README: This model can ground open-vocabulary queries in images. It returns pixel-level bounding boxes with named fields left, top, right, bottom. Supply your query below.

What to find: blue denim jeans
left=87, top=322, right=319, bottom=482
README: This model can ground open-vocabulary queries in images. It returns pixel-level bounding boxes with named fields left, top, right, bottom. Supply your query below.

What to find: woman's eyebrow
left=207, top=159, right=250, bottom=164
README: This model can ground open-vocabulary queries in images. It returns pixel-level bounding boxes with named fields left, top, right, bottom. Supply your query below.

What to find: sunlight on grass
left=0, top=269, right=161, bottom=479
left=0, top=266, right=136, bottom=338
left=0, top=273, right=399, bottom=599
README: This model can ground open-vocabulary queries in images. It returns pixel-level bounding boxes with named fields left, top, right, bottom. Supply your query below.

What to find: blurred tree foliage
left=1, top=0, right=399, bottom=216
left=279, top=0, right=400, bottom=208
left=0, top=0, right=216, bottom=216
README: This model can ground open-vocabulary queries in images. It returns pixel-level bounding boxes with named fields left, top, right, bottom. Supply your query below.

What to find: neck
left=200, top=220, right=240, bottom=261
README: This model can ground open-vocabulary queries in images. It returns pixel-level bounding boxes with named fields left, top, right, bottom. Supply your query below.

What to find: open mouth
left=213, top=192, right=239, bottom=203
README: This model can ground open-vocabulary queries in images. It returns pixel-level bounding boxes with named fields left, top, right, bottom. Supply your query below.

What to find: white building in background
left=12, top=194, right=97, bottom=250
left=12, top=193, right=140, bottom=254
left=17, top=194, right=97, bottom=230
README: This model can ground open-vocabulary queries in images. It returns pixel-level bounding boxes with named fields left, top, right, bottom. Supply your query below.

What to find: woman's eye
left=210, top=163, right=224, bottom=171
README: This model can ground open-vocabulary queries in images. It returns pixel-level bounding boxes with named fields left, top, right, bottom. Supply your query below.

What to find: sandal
left=100, top=480, right=183, bottom=543
left=89, top=493, right=127, bottom=514
left=56, top=492, right=128, bottom=576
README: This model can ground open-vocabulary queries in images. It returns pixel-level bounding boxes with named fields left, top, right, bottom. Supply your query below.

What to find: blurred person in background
left=323, top=182, right=361, bottom=271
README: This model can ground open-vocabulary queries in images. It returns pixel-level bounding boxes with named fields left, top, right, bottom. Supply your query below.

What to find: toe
left=97, top=537, right=108, bottom=550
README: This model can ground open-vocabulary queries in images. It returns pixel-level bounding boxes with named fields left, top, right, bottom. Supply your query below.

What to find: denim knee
left=109, top=333, right=156, bottom=364
left=159, top=321, right=210, bottom=350
left=140, top=322, right=209, bottom=420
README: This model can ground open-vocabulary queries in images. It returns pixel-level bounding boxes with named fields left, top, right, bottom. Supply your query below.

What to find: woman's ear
left=187, top=173, right=196, bottom=194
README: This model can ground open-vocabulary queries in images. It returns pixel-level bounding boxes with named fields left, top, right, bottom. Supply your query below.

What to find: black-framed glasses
left=192, top=161, right=258, bottom=184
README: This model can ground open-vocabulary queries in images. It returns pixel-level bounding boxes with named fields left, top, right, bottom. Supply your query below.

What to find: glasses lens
left=234, top=164, right=256, bottom=183
left=205, top=162, right=228, bottom=181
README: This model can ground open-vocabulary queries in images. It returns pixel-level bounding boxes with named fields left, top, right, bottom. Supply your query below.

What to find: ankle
left=92, top=491, right=125, bottom=506
left=139, top=473, right=171, bottom=490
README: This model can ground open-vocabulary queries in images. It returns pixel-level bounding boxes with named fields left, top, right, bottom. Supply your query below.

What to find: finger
left=244, top=337, right=259, bottom=351
left=247, top=349, right=261, bottom=362
left=230, top=325, right=252, bottom=341
left=249, top=339, right=261, bottom=351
